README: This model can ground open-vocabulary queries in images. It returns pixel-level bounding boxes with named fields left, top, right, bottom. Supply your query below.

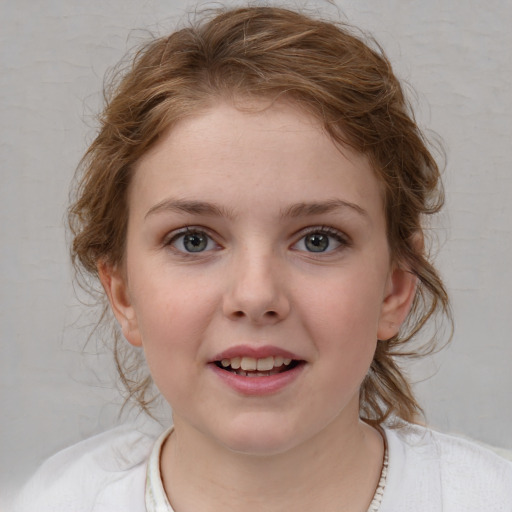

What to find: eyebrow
left=145, top=198, right=367, bottom=221
left=281, top=199, right=368, bottom=219
left=145, top=199, right=235, bottom=220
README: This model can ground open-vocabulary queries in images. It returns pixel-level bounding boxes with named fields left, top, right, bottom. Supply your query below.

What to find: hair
left=69, top=5, right=451, bottom=425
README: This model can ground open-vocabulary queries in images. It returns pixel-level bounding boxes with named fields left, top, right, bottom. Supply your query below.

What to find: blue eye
left=169, top=229, right=217, bottom=253
left=293, top=228, right=347, bottom=253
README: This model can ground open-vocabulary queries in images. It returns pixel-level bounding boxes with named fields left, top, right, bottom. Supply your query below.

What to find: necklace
left=366, top=439, right=389, bottom=512
left=146, top=427, right=389, bottom=512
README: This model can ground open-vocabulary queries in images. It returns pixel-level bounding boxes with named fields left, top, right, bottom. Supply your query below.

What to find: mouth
left=214, top=356, right=302, bottom=377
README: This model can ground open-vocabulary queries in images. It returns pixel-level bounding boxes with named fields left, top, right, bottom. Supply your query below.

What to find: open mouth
left=214, top=355, right=302, bottom=377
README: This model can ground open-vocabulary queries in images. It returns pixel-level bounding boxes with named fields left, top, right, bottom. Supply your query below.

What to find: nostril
left=265, top=310, right=278, bottom=317
left=233, top=311, right=245, bottom=318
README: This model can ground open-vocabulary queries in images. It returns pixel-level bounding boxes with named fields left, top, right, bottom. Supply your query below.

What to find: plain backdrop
left=1, top=0, right=511, bottom=500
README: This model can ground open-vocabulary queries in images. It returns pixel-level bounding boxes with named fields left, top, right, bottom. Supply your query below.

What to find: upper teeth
left=220, top=356, right=292, bottom=371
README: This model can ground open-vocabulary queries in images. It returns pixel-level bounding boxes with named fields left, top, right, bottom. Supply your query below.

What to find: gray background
left=1, top=0, right=511, bottom=501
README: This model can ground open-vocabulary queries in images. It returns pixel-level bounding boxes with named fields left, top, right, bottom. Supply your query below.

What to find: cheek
left=301, top=270, right=385, bottom=342
left=131, top=260, right=216, bottom=334
left=128, top=270, right=219, bottom=385
left=297, top=269, right=384, bottom=381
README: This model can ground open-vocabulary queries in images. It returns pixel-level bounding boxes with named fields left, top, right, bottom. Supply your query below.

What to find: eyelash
left=292, top=226, right=351, bottom=254
left=164, top=227, right=220, bottom=255
left=163, top=225, right=350, bottom=256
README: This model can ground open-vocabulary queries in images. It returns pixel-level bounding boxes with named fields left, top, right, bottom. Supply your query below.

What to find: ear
left=377, top=263, right=418, bottom=341
left=98, top=261, right=142, bottom=347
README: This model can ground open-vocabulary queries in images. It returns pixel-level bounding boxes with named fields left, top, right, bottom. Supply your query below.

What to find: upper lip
left=210, top=345, right=303, bottom=362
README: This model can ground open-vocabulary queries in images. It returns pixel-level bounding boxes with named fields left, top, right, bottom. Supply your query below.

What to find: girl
left=14, top=6, right=512, bottom=512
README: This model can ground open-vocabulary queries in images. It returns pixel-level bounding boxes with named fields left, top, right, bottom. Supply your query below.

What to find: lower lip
left=209, top=362, right=305, bottom=396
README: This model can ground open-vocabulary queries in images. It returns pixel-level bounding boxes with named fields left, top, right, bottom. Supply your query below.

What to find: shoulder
left=12, top=424, right=162, bottom=512
left=382, top=423, right=512, bottom=511
left=396, top=423, right=512, bottom=483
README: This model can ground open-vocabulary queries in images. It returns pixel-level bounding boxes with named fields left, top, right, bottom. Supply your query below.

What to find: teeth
left=236, top=370, right=273, bottom=377
left=256, top=356, right=274, bottom=371
left=240, top=357, right=257, bottom=371
left=274, top=356, right=284, bottom=367
left=219, top=355, right=295, bottom=372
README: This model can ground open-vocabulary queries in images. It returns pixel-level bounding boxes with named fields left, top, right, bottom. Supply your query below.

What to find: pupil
left=184, top=233, right=207, bottom=252
left=305, top=233, right=329, bottom=252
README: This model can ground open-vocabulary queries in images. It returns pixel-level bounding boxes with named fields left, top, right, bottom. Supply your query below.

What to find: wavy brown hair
left=69, top=6, right=451, bottom=424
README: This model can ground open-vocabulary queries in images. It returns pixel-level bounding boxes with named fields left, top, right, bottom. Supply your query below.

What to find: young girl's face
left=102, top=100, right=415, bottom=455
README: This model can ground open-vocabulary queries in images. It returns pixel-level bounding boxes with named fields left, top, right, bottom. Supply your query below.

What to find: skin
left=100, top=100, right=417, bottom=511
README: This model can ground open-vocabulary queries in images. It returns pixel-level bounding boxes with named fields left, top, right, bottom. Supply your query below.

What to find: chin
left=215, top=417, right=303, bottom=457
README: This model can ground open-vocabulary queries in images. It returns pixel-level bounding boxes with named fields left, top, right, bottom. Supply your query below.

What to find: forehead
left=130, top=101, right=384, bottom=221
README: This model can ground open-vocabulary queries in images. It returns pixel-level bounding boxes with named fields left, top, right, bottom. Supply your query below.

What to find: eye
left=167, top=229, right=218, bottom=253
left=292, top=227, right=348, bottom=253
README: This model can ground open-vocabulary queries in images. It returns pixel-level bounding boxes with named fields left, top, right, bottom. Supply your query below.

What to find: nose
left=222, top=248, right=291, bottom=325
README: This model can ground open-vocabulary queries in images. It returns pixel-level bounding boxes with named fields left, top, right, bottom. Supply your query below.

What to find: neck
left=160, top=406, right=385, bottom=512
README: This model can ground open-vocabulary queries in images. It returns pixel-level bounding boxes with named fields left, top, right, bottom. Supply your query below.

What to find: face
left=102, top=101, right=416, bottom=456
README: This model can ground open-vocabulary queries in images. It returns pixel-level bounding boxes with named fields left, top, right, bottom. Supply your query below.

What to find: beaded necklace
left=146, top=428, right=389, bottom=512
left=366, top=441, right=389, bottom=512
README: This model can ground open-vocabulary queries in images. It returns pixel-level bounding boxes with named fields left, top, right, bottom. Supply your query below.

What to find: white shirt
left=12, top=423, right=512, bottom=511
